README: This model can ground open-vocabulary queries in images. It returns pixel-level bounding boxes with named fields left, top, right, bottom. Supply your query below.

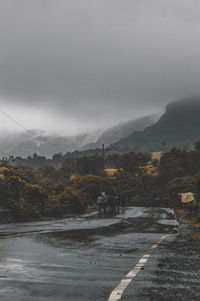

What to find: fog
left=0, top=0, right=200, bottom=135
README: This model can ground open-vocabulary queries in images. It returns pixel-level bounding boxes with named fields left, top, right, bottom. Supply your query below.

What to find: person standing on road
left=121, top=197, right=126, bottom=211
left=103, top=195, right=108, bottom=216
left=107, top=195, right=111, bottom=215
left=116, top=195, right=120, bottom=214
left=97, top=195, right=103, bottom=217
left=110, top=196, right=118, bottom=214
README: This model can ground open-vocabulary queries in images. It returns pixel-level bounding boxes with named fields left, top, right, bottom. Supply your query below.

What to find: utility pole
left=161, top=139, right=167, bottom=153
left=100, top=144, right=105, bottom=196
left=160, top=139, right=167, bottom=201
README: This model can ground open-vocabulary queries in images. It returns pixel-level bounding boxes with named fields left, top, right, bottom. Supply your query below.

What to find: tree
left=60, top=187, right=87, bottom=214
left=116, top=152, right=150, bottom=174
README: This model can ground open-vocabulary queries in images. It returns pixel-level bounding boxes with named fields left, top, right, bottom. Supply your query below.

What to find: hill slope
left=82, top=114, right=159, bottom=150
left=0, top=131, right=100, bottom=158
left=110, top=98, right=200, bottom=152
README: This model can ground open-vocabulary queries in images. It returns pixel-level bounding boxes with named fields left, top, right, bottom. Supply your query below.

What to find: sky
left=0, top=0, right=200, bottom=135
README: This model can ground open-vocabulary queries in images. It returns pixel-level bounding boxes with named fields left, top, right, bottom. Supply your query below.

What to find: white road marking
left=108, top=211, right=177, bottom=301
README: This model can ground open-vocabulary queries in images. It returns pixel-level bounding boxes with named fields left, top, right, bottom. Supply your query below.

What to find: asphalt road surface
left=0, top=207, right=178, bottom=301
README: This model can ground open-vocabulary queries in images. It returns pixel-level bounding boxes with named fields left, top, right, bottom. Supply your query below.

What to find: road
left=0, top=207, right=178, bottom=301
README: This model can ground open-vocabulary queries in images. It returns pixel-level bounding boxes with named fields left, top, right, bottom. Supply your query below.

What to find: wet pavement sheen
left=0, top=207, right=177, bottom=301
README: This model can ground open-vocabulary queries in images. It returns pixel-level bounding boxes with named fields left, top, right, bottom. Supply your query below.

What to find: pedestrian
left=97, top=195, right=103, bottom=217
left=107, top=195, right=111, bottom=215
left=121, top=197, right=126, bottom=211
left=110, top=196, right=117, bottom=213
left=103, top=195, right=108, bottom=216
left=116, top=196, right=120, bottom=214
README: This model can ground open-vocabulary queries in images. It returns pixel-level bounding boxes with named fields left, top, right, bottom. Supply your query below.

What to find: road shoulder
left=140, top=218, right=200, bottom=300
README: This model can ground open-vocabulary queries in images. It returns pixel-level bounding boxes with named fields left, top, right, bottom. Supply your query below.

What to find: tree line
left=0, top=152, right=150, bottom=221
left=2, top=143, right=200, bottom=222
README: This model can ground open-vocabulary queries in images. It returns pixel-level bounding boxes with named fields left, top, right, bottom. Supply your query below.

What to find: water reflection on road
left=0, top=207, right=177, bottom=301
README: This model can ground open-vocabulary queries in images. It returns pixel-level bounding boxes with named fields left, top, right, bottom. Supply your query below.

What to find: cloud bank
left=0, top=0, right=200, bottom=134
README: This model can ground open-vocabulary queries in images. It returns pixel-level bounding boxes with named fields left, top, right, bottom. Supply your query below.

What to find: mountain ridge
left=0, top=114, right=158, bottom=158
left=110, top=98, right=200, bottom=152
left=82, top=114, right=159, bottom=150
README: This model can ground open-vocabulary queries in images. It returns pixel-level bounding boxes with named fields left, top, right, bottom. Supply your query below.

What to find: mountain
left=82, top=114, right=159, bottom=150
left=0, top=114, right=158, bottom=158
left=0, top=130, right=101, bottom=158
left=110, top=98, right=200, bottom=152
left=5, top=97, right=200, bottom=158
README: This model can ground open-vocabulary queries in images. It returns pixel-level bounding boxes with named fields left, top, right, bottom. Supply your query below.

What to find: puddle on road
left=36, top=209, right=177, bottom=248
left=0, top=208, right=177, bottom=253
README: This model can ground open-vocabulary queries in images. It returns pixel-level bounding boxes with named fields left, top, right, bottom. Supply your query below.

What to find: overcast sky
left=0, top=0, right=200, bottom=135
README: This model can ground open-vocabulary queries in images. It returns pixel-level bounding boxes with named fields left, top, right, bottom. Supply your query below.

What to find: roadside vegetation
left=1, top=142, right=200, bottom=222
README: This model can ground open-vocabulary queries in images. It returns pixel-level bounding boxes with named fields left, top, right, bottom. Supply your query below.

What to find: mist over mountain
left=82, top=114, right=159, bottom=150
left=0, top=130, right=101, bottom=158
left=110, top=98, right=200, bottom=152
left=1, top=98, right=200, bottom=159
left=0, top=114, right=159, bottom=158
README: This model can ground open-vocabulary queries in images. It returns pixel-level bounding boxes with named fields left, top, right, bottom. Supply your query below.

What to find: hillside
left=82, top=114, right=159, bottom=150
left=0, top=114, right=158, bottom=158
left=0, top=131, right=100, bottom=158
left=110, top=98, right=200, bottom=152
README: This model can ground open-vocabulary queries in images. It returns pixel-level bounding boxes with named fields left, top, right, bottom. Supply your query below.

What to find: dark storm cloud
left=0, top=0, right=200, bottom=132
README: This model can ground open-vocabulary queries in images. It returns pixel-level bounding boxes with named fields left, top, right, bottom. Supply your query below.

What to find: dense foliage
left=2, top=142, right=200, bottom=222
left=0, top=152, right=150, bottom=221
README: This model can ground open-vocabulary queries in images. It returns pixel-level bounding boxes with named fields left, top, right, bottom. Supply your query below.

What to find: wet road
left=0, top=207, right=178, bottom=301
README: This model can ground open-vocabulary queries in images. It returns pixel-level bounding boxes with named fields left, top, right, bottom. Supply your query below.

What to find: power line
left=0, top=108, right=55, bottom=147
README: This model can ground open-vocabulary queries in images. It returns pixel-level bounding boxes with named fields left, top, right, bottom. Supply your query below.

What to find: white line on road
left=108, top=211, right=178, bottom=301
